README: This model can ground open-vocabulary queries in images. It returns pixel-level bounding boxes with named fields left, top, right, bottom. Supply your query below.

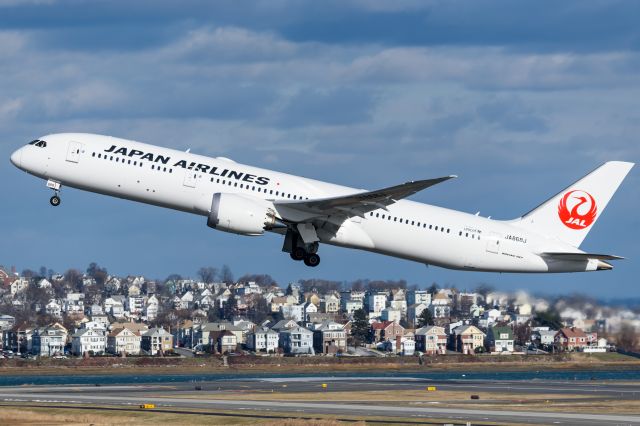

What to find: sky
left=0, top=0, right=639, bottom=298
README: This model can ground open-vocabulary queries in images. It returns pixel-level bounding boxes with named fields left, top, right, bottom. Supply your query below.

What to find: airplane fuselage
left=10, top=133, right=626, bottom=273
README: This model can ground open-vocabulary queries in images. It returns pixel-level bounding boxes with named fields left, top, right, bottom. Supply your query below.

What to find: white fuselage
left=11, top=133, right=598, bottom=273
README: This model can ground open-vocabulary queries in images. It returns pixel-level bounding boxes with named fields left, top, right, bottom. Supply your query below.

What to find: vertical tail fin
left=510, top=161, right=634, bottom=248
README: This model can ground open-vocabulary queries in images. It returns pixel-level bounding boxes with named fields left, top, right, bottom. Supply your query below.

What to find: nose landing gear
left=46, top=179, right=62, bottom=207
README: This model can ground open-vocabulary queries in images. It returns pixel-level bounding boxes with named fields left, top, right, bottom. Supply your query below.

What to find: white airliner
left=10, top=133, right=634, bottom=272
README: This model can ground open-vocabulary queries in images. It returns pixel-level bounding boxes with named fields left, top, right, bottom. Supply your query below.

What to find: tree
left=223, top=295, right=238, bottom=320
left=285, top=283, right=293, bottom=296
left=86, top=262, right=108, bottom=286
left=197, top=267, right=218, bottom=284
left=427, top=283, right=439, bottom=296
left=220, top=265, right=234, bottom=283
left=64, top=269, right=83, bottom=293
left=617, top=323, right=638, bottom=351
left=417, top=308, right=434, bottom=327
left=238, top=274, right=277, bottom=287
left=350, top=309, right=370, bottom=346
left=248, top=296, right=271, bottom=323
left=534, top=310, right=563, bottom=330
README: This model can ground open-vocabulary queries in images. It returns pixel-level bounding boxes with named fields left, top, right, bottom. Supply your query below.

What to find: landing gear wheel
left=50, top=195, right=61, bottom=207
left=291, top=247, right=306, bottom=261
left=303, top=253, right=320, bottom=267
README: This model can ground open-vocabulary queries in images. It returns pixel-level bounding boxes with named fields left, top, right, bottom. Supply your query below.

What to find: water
left=0, top=369, right=638, bottom=387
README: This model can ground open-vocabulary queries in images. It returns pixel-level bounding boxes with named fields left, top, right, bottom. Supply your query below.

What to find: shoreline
left=0, top=352, right=638, bottom=377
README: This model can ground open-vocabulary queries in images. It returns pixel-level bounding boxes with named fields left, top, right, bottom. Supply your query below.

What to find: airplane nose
left=10, top=148, right=22, bottom=168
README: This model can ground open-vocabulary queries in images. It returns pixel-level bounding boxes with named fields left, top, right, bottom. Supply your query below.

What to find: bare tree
left=220, top=265, right=234, bottom=284
left=197, top=267, right=218, bottom=284
left=617, top=323, right=638, bottom=351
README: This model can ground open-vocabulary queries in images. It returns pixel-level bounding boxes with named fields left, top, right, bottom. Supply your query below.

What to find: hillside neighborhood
left=0, top=264, right=637, bottom=358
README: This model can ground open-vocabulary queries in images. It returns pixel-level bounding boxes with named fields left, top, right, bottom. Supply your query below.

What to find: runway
left=0, top=376, right=638, bottom=425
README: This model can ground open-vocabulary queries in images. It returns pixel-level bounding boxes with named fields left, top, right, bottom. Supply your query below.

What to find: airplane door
left=485, top=232, right=501, bottom=254
left=183, top=170, right=197, bottom=188
left=66, top=141, right=83, bottom=163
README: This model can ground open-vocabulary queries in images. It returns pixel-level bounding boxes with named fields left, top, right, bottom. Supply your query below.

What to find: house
left=246, top=326, right=279, bottom=353
left=377, top=334, right=415, bottom=356
left=531, top=327, right=556, bottom=347
left=303, top=302, right=318, bottom=321
left=64, top=293, right=85, bottom=314
left=450, top=325, right=485, bottom=354
left=407, top=290, right=431, bottom=306
left=107, top=327, right=141, bottom=355
left=371, top=321, right=405, bottom=343
left=279, top=326, right=314, bottom=355
left=71, top=328, right=107, bottom=356
left=313, top=321, right=347, bottom=354
left=321, top=294, right=340, bottom=313
left=269, top=319, right=298, bottom=332
left=429, top=292, right=451, bottom=320
left=45, top=299, right=62, bottom=318
left=281, top=304, right=304, bottom=322
left=407, top=303, right=428, bottom=327
left=209, top=330, right=237, bottom=354
left=414, top=325, right=447, bottom=355
left=380, top=308, right=401, bottom=324
left=487, top=326, right=514, bottom=353
left=367, top=292, right=387, bottom=315
left=10, top=277, right=29, bottom=296
left=195, top=322, right=244, bottom=346
left=0, top=315, right=16, bottom=331
left=145, top=295, right=159, bottom=321
left=127, top=296, right=145, bottom=315
left=341, top=298, right=363, bottom=314
left=555, top=327, right=588, bottom=351
left=141, top=327, right=174, bottom=354
left=32, top=324, right=67, bottom=357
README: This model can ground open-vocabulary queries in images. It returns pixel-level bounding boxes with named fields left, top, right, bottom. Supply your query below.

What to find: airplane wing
left=539, top=252, right=624, bottom=261
left=274, top=176, right=456, bottom=220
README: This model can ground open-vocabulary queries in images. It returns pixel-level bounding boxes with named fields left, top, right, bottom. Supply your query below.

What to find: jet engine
left=206, top=193, right=285, bottom=236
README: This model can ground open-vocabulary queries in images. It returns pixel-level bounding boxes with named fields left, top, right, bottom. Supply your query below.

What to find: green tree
left=351, top=309, right=370, bottom=346
left=223, top=295, right=238, bottom=320
left=285, top=283, right=293, bottom=296
left=417, top=308, right=434, bottom=327
left=534, top=310, right=563, bottom=330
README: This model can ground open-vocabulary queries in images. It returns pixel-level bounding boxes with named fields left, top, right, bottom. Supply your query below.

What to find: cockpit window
left=30, top=140, right=47, bottom=148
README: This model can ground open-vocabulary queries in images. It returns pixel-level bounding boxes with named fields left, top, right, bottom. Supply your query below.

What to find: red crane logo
left=558, top=190, right=597, bottom=230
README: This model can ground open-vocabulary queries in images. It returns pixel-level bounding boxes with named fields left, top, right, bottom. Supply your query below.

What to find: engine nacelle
left=206, top=193, right=284, bottom=236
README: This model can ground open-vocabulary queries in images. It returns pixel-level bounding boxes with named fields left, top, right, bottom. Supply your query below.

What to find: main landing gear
left=284, top=229, right=321, bottom=267
left=289, top=247, right=321, bottom=267
left=46, top=179, right=62, bottom=207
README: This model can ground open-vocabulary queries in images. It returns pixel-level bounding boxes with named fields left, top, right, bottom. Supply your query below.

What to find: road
left=0, top=376, right=638, bottom=425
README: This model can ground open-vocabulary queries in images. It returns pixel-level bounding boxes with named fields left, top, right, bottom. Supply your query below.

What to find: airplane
left=10, top=133, right=634, bottom=273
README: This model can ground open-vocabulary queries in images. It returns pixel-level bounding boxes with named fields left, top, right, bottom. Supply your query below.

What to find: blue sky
left=1, top=0, right=638, bottom=297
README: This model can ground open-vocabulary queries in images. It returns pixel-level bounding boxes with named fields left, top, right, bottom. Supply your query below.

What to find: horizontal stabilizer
left=540, top=252, right=624, bottom=261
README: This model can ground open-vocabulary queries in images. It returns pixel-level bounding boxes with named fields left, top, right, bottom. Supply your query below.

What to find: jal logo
left=558, top=190, right=597, bottom=229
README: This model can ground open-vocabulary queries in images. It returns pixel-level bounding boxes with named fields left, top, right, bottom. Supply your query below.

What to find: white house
left=107, top=327, right=141, bottom=355
left=281, top=304, right=304, bottom=322
left=381, top=308, right=402, bottom=324
left=46, top=299, right=62, bottom=318
left=368, top=293, right=387, bottom=314
left=246, top=327, right=279, bottom=353
left=11, top=278, right=29, bottom=295
left=407, top=290, right=431, bottom=306
left=32, top=324, right=67, bottom=357
left=72, top=328, right=107, bottom=355
left=279, top=326, right=314, bottom=355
